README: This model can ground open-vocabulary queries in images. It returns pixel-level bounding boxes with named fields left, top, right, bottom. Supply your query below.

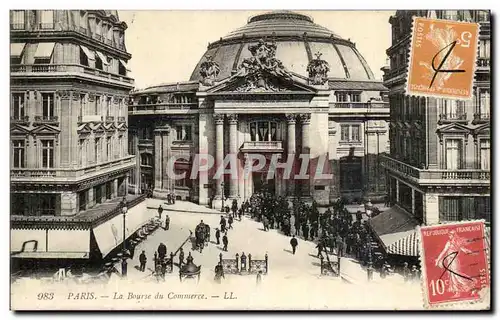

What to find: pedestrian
left=356, top=210, right=362, bottom=222
left=316, top=239, right=324, bottom=258
left=220, top=215, right=227, bottom=233
left=164, top=214, right=170, bottom=230
left=256, top=270, right=262, bottom=285
left=302, top=223, right=309, bottom=241
left=238, top=208, right=242, bottom=221
left=225, top=205, right=230, bottom=215
left=402, top=262, right=410, bottom=282
left=153, top=251, right=158, bottom=268
left=290, top=235, right=298, bottom=255
left=228, top=215, right=234, bottom=229
left=215, top=228, right=221, bottom=245
left=172, top=193, right=176, bottom=204
left=337, top=236, right=344, bottom=257
left=158, top=205, right=163, bottom=219
left=157, top=243, right=167, bottom=260
left=167, top=193, right=172, bottom=205
left=214, top=262, right=225, bottom=284
left=222, top=232, right=228, bottom=251
left=139, top=250, right=147, bottom=272
left=411, top=265, right=420, bottom=281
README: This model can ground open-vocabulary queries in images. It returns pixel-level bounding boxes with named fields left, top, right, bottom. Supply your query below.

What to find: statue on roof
left=307, top=51, right=330, bottom=85
left=199, top=55, right=221, bottom=86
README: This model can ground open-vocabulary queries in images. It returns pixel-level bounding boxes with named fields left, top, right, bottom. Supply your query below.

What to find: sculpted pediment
left=10, top=124, right=30, bottom=136
left=31, top=124, right=60, bottom=135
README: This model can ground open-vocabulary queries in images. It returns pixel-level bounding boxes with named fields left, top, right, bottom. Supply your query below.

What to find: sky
left=118, top=11, right=394, bottom=90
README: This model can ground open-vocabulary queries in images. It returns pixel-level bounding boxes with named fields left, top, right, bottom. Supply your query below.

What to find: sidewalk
left=146, top=199, right=221, bottom=215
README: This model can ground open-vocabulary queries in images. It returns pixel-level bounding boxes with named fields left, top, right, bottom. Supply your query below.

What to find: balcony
left=33, top=115, right=59, bottom=125
left=472, top=112, right=490, bottom=124
left=240, top=141, right=284, bottom=153
left=129, top=103, right=198, bottom=115
left=39, top=23, right=54, bottom=30
left=78, top=115, right=103, bottom=124
left=105, top=116, right=115, bottom=123
left=10, top=64, right=134, bottom=85
left=118, top=116, right=126, bottom=123
left=10, top=115, right=29, bottom=124
left=11, top=156, right=135, bottom=182
left=381, top=155, right=490, bottom=186
left=438, top=113, right=468, bottom=125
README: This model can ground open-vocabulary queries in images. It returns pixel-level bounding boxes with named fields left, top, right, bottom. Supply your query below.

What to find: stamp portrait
left=406, top=17, right=479, bottom=100
left=418, top=221, right=490, bottom=309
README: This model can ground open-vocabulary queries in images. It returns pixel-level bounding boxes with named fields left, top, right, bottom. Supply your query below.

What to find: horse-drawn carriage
left=193, top=222, right=210, bottom=253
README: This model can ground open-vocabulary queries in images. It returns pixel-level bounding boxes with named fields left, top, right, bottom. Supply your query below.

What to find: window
left=439, top=196, right=491, bottom=223
left=479, top=39, right=490, bottom=58
left=38, top=194, right=57, bottom=216
left=480, top=140, right=490, bottom=170
left=118, top=136, right=123, bottom=157
left=445, top=139, right=462, bottom=170
left=340, top=125, right=350, bottom=141
left=40, top=10, right=54, bottom=29
left=350, top=93, right=361, bottom=102
left=95, top=18, right=101, bottom=38
left=78, top=191, right=87, bottom=212
left=176, top=125, right=192, bottom=141
left=351, top=125, right=360, bottom=141
left=476, top=10, right=489, bottom=22
left=10, top=10, right=24, bottom=29
left=79, top=47, right=89, bottom=66
left=79, top=139, right=85, bottom=166
left=107, top=137, right=112, bottom=160
left=12, top=140, right=25, bottom=168
left=79, top=10, right=86, bottom=29
left=79, top=94, right=86, bottom=118
left=249, top=121, right=278, bottom=142
left=442, top=99, right=465, bottom=119
left=41, top=140, right=54, bottom=168
left=42, top=93, right=55, bottom=119
left=479, top=89, right=490, bottom=118
left=92, top=95, right=99, bottom=115
left=335, top=92, right=348, bottom=102
left=95, top=54, right=103, bottom=70
left=106, top=97, right=112, bottom=117
left=141, top=153, right=152, bottom=166
left=95, top=137, right=101, bottom=163
left=12, top=93, right=25, bottom=120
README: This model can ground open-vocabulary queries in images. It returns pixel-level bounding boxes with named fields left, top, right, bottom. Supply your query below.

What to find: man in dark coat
left=164, top=214, right=170, bottom=230
left=237, top=208, right=242, bottom=221
left=178, top=248, right=185, bottom=267
left=167, top=193, right=172, bottom=205
left=158, top=205, right=164, bottom=219
left=222, top=233, right=229, bottom=251
left=402, top=262, right=410, bottom=282
left=139, top=250, right=147, bottom=272
left=220, top=215, right=227, bottom=233
left=316, top=239, right=325, bottom=258
left=356, top=210, right=363, bottom=222
left=302, top=223, right=309, bottom=241
left=215, top=228, right=221, bottom=245
left=337, top=235, right=344, bottom=257
left=232, top=199, right=238, bottom=217
left=228, top=215, right=234, bottom=229
left=157, top=243, right=167, bottom=260
left=290, top=235, right=298, bottom=255
left=214, top=262, right=225, bottom=284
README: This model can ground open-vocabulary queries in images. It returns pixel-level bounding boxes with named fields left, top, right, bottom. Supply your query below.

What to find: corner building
left=382, top=10, right=491, bottom=226
left=10, top=10, right=137, bottom=261
left=129, top=11, right=390, bottom=209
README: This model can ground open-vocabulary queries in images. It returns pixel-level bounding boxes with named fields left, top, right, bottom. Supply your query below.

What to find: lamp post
left=221, top=181, right=225, bottom=212
left=121, top=197, right=128, bottom=278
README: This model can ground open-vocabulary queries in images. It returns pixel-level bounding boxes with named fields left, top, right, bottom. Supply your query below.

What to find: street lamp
left=221, top=182, right=225, bottom=212
left=121, top=197, right=128, bottom=278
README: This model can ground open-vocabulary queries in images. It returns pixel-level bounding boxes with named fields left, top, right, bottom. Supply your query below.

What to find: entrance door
left=253, top=172, right=276, bottom=194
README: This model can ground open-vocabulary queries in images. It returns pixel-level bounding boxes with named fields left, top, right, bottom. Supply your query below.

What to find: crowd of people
left=239, top=191, right=421, bottom=281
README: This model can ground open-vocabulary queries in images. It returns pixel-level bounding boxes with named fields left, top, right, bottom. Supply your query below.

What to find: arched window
left=141, top=153, right=152, bottom=166
left=249, top=121, right=279, bottom=142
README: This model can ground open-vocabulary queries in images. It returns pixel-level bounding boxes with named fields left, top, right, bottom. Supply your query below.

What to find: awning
left=385, top=230, right=419, bottom=256
left=369, top=205, right=420, bottom=256
left=11, top=43, right=26, bottom=57
left=34, top=42, right=55, bottom=59
left=96, top=51, right=110, bottom=65
left=119, top=59, right=131, bottom=72
left=80, top=45, right=95, bottom=60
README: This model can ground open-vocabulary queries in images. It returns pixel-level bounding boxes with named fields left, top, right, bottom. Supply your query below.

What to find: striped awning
left=96, top=51, right=110, bottom=65
left=385, top=230, right=420, bottom=257
left=11, top=43, right=26, bottom=57
left=80, top=45, right=95, bottom=60
left=34, top=42, right=55, bottom=58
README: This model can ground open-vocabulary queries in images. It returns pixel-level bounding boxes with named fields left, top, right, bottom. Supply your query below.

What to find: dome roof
left=190, top=11, right=375, bottom=82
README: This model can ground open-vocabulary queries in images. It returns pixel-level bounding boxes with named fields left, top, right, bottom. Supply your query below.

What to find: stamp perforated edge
left=417, top=220, right=491, bottom=310
left=404, top=16, right=481, bottom=101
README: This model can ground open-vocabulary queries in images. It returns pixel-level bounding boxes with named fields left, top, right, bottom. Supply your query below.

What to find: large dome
left=190, top=11, right=375, bottom=82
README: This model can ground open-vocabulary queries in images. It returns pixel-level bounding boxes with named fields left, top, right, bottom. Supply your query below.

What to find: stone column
left=424, top=193, right=439, bottom=225
left=411, top=188, right=416, bottom=215
left=153, top=128, right=163, bottom=192
left=162, top=127, right=171, bottom=193
left=227, top=114, right=239, bottom=200
left=299, top=113, right=311, bottom=197
left=243, top=153, right=253, bottom=201
left=214, top=113, right=225, bottom=201
left=396, top=179, right=400, bottom=204
left=113, top=179, right=118, bottom=198
left=286, top=114, right=296, bottom=196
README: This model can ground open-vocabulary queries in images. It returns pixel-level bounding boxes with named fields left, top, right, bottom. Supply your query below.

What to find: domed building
left=128, top=11, right=389, bottom=208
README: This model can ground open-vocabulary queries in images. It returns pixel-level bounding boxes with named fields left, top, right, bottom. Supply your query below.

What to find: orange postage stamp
left=406, top=17, right=479, bottom=100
